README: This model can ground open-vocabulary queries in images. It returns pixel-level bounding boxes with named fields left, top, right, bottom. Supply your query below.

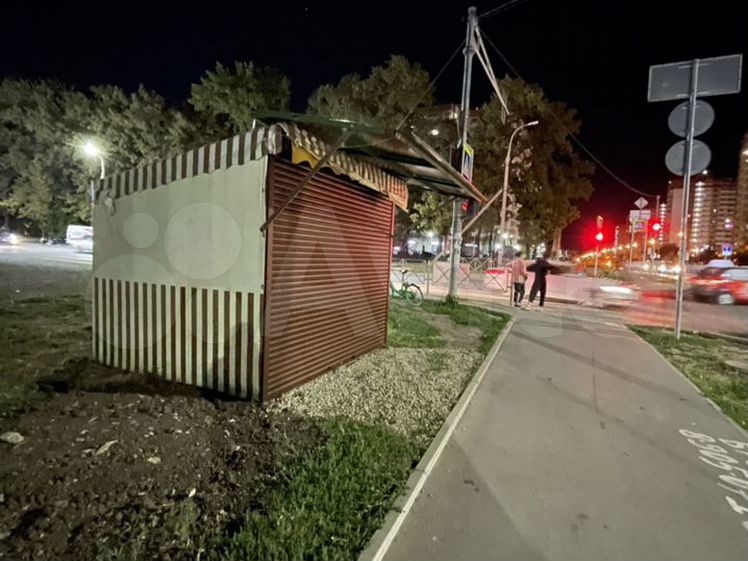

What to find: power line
left=481, top=32, right=657, bottom=198
left=395, top=39, right=465, bottom=132
left=479, top=0, right=532, bottom=21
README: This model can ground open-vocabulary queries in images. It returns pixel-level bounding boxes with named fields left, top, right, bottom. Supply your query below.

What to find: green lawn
left=422, top=299, right=510, bottom=355
left=209, top=419, right=419, bottom=561
left=387, top=303, right=443, bottom=348
left=632, top=326, right=748, bottom=429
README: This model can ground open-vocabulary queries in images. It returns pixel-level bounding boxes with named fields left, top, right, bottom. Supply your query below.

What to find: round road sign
left=665, top=140, right=712, bottom=176
left=668, top=100, right=715, bottom=138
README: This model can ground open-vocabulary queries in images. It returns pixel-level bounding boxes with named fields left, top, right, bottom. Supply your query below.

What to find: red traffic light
left=595, top=232, right=604, bottom=242
left=652, top=222, right=661, bottom=232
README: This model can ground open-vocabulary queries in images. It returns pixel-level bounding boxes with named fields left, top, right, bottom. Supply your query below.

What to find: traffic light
left=461, top=199, right=477, bottom=217
left=595, top=232, right=604, bottom=242
left=652, top=222, right=661, bottom=232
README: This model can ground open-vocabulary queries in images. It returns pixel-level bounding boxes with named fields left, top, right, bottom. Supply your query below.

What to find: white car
left=66, top=224, right=93, bottom=253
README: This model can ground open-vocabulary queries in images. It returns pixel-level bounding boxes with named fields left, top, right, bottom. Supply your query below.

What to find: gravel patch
left=270, top=347, right=482, bottom=445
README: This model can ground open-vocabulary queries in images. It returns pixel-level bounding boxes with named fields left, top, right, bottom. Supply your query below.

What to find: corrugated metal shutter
left=263, top=158, right=393, bottom=400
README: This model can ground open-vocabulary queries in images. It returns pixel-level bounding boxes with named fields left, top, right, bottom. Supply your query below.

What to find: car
left=66, top=224, right=93, bottom=253
left=0, top=229, right=20, bottom=245
left=690, top=266, right=748, bottom=305
left=40, top=235, right=66, bottom=245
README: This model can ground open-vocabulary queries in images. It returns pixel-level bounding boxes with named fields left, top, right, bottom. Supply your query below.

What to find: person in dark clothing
left=527, top=250, right=552, bottom=308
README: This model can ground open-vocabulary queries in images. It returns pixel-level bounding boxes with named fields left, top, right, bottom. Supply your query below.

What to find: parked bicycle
left=390, top=269, right=423, bottom=306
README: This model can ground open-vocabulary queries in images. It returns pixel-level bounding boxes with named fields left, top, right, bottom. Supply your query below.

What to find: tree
left=0, top=79, right=92, bottom=233
left=470, top=78, right=594, bottom=251
left=0, top=79, right=202, bottom=233
left=308, top=55, right=435, bottom=131
left=190, top=61, right=290, bottom=133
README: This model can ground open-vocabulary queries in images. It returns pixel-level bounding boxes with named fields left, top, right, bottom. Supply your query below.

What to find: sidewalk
left=383, top=309, right=748, bottom=561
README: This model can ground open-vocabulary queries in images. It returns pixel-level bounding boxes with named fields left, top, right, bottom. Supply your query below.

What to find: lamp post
left=82, top=141, right=105, bottom=222
left=499, top=120, right=538, bottom=264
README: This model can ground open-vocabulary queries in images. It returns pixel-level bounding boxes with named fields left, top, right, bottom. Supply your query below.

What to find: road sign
left=665, top=139, right=712, bottom=176
left=722, top=243, right=733, bottom=257
left=629, top=209, right=652, bottom=223
left=634, top=197, right=648, bottom=209
left=649, top=53, right=743, bottom=340
left=647, top=54, right=743, bottom=102
left=461, top=143, right=474, bottom=182
left=668, top=100, right=715, bottom=137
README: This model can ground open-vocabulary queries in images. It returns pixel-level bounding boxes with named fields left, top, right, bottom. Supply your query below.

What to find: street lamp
left=499, top=120, right=539, bottom=263
left=83, top=141, right=106, bottom=179
left=82, top=141, right=106, bottom=222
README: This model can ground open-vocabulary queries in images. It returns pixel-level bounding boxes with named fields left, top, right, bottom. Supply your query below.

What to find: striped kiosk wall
left=92, top=278, right=260, bottom=399
left=95, top=126, right=283, bottom=202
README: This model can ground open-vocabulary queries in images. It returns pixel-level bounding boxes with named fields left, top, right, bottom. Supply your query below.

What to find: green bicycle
left=390, top=269, right=424, bottom=306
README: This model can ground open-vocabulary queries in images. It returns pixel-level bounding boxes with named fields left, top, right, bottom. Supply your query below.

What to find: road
left=0, top=242, right=92, bottom=267
left=4, top=243, right=747, bottom=337
left=384, top=309, right=748, bottom=561
left=423, top=283, right=748, bottom=338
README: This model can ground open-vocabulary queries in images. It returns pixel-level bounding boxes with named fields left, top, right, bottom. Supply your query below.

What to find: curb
left=693, top=330, right=748, bottom=345
left=625, top=326, right=748, bottom=438
left=358, top=314, right=516, bottom=561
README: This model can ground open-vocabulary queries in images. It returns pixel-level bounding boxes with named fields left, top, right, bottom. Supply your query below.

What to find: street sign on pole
left=647, top=54, right=743, bottom=101
left=665, top=139, right=712, bottom=176
left=634, top=197, right=648, bottom=209
left=461, top=142, right=474, bottom=183
left=668, top=100, right=715, bottom=137
left=648, top=53, right=742, bottom=340
left=629, top=209, right=651, bottom=223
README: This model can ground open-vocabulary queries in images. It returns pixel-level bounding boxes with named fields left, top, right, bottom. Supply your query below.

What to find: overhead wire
left=478, top=0, right=532, bottom=21
left=481, top=32, right=657, bottom=198
left=395, top=39, right=466, bottom=132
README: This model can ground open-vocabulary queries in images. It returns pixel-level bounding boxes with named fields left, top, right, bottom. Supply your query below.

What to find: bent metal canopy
left=257, top=112, right=488, bottom=205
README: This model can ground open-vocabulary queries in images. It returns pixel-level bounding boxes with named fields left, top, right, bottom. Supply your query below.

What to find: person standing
left=508, top=251, right=528, bottom=307
left=527, top=250, right=552, bottom=309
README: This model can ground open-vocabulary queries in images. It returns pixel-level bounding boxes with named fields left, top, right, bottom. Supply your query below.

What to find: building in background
left=665, top=176, right=738, bottom=255
left=664, top=185, right=684, bottom=245
left=735, top=133, right=748, bottom=251
left=689, top=177, right=736, bottom=254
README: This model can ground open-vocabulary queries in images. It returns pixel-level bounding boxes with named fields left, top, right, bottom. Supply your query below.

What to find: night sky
left=2, top=0, right=747, bottom=248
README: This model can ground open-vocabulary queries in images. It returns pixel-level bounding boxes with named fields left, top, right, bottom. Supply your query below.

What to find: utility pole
left=447, top=6, right=477, bottom=301
left=674, top=60, right=699, bottom=339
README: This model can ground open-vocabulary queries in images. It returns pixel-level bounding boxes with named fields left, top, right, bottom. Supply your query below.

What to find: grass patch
left=0, top=293, right=89, bottom=410
left=422, top=300, right=510, bottom=355
left=209, top=418, right=419, bottom=561
left=631, top=326, right=748, bottom=429
left=387, top=302, right=443, bottom=348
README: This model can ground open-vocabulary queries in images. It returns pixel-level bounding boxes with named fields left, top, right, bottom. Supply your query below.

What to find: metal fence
left=392, top=257, right=508, bottom=294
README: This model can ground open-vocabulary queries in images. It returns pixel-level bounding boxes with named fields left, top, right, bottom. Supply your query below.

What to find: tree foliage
left=470, top=78, right=594, bottom=250
left=190, top=61, right=290, bottom=133
left=0, top=79, right=202, bottom=234
left=308, top=55, right=435, bottom=131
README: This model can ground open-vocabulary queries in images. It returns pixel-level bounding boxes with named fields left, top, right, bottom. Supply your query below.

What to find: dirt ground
left=0, top=373, right=321, bottom=560
left=0, top=263, right=497, bottom=560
